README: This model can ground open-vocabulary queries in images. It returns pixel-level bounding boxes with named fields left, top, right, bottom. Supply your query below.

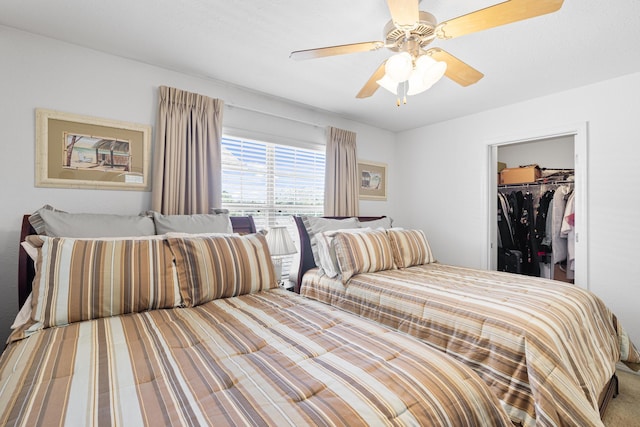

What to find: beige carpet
left=602, top=370, right=640, bottom=426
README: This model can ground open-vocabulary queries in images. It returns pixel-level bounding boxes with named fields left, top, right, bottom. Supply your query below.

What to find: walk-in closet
left=496, top=136, right=576, bottom=283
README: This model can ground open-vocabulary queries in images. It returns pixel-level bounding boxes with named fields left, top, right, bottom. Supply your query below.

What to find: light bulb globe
left=376, top=75, right=400, bottom=94
left=384, top=52, right=413, bottom=82
left=422, top=60, right=447, bottom=87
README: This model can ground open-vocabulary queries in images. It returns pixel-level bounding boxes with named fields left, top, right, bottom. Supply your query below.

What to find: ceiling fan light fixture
left=407, top=71, right=430, bottom=95
left=407, top=57, right=447, bottom=95
left=384, top=52, right=413, bottom=82
left=415, top=54, right=436, bottom=71
left=422, top=59, right=447, bottom=85
left=376, top=74, right=400, bottom=94
left=291, top=0, right=565, bottom=101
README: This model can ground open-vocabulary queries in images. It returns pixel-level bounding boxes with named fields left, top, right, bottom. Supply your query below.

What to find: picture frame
left=35, top=109, right=151, bottom=191
left=357, top=160, right=387, bottom=200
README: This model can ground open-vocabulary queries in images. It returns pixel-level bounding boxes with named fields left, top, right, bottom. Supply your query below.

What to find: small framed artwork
left=358, top=160, right=387, bottom=200
left=35, top=109, right=151, bottom=191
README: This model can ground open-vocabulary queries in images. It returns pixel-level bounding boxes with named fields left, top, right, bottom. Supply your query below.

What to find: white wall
left=0, top=26, right=396, bottom=343
left=498, top=135, right=575, bottom=170
left=395, top=72, right=640, bottom=346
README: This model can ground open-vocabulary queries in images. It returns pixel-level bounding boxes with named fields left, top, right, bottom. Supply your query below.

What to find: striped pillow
left=387, top=229, right=435, bottom=268
left=333, top=230, right=396, bottom=282
left=28, top=204, right=62, bottom=234
left=315, top=228, right=373, bottom=278
left=168, top=233, right=277, bottom=307
left=31, top=237, right=181, bottom=328
left=301, top=216, right=359, bottom=267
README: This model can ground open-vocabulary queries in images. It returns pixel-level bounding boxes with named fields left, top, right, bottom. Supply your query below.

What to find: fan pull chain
left=403, top=81, right=408, bottom=104
left=396, top=81, right=408, bottom=107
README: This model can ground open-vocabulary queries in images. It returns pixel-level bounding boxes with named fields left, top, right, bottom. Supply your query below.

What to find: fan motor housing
left=384, top=11, right=437, bottom=53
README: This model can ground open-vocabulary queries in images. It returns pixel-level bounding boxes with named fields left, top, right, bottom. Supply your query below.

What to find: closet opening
left=486, top=123, right=588, bottom=290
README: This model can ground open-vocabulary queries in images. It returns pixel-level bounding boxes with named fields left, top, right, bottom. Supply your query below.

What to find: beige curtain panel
left=152, top=86, right=224, bottom=215
left=324, top=126, right=359, bottom=216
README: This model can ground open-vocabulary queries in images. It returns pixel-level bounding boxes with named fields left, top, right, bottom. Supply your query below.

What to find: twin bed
left=293, top=215, right=640, bottom=427
left=1, top=212, right=512, bottom=426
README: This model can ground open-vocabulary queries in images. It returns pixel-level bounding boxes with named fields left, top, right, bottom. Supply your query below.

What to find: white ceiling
left=2, top=0, right=639, bottom=132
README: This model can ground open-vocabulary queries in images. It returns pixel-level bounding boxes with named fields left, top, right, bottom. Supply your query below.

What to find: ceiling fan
left=290, top=0, right=564, bottom=104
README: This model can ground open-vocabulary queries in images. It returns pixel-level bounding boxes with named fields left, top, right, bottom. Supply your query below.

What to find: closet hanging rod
left=498, top=180, right=575, bottom=189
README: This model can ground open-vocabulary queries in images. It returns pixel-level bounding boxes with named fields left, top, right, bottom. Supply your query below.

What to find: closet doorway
left=486, top=123, right=589, bottom=290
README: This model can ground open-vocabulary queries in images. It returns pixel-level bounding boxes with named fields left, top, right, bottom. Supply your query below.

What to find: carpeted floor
left=602, top=370, right=640, bottom=426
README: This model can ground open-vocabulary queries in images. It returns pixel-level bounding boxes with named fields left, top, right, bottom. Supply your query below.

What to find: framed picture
left=358, top=160, right=387, bottom=200
left=35, top=109, right=151, bottom=191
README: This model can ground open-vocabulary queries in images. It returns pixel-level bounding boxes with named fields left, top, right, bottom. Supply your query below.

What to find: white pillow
left=316, top=228, right=372, bottom=278
left=37, top=208, right=156, bottom=237
left=152, top=211, right=233, bottom=235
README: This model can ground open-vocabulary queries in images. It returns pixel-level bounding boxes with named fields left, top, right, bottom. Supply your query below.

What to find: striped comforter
left=301, top=263, right=640, bottom=427
left=0, top=289, right=512, bottom=427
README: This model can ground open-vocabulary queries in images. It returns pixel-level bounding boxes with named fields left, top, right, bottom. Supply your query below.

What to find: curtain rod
left=225, top=103, right=324, bottom=129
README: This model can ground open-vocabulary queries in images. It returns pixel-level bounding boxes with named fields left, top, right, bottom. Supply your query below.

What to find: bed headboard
left=292, top=216, right=385, bottom=293
left=17, top=214, right=257, bottom=309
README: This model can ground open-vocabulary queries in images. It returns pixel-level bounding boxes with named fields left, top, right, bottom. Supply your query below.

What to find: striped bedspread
left=0, top=289, right=512, bottom=427
left=301, top=263, right=640, bottom=427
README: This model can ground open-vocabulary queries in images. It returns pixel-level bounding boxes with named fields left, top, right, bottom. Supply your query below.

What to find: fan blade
left=436, top=0, right=564, bottom=39
left=290, top=41, right=384, bottom=60
left=386, top=0, right=420, bottom=29
left=356, top=62, right=387, bottom=98
left=426, top=48, right=483, bottom=87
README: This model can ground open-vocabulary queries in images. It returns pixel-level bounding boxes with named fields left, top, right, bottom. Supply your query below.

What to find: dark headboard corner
left=18, top=215, right=36, bottom=308
left=229, top=216, right=257, bottom=235
left=292, top=215, right=386, bottom=293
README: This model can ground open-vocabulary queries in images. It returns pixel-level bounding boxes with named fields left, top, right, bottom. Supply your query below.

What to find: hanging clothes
left=560, top=191, right=576, bottom=280
left=507, top=191, right=522, bottom=249
left=520, top=192, right=540, bottom=276
left=497, top=189, right=531, bottom=275
left=498, top=181, right=574, bottom=280
left=540, top=197, right=554, bottom=254
left=551, top=185, right=572, bottom=264
left=534, top=190, right=555, bottom=256
left=497, top=193, right=515, bottom=250
left=497, top=192, right=522, bottom=273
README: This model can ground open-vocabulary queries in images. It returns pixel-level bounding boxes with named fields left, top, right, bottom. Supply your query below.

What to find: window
left=221, top=135, right=325, bottom=281
left=221, top=135, right=325, bottom=228
left=221, top=134, right=325, bottom=230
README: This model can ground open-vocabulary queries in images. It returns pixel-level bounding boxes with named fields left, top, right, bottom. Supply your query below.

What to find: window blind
left=221, top=135, right=325, bottom=280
